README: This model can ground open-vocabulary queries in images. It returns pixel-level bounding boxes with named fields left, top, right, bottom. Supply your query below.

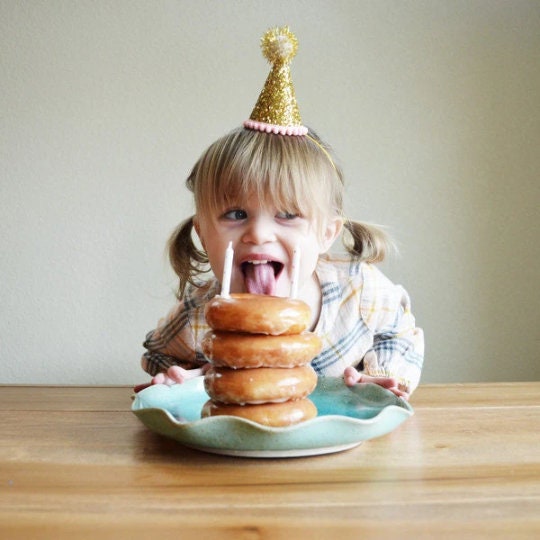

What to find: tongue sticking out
left=243, top=263, right=277, bottom=296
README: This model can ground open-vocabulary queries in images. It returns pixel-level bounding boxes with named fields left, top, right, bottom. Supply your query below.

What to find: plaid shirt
left=142, top=255, right=424, bottom=393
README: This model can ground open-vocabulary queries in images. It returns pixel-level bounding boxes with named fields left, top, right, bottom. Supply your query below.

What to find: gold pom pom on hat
left=244, top=26, right=308, bottom=136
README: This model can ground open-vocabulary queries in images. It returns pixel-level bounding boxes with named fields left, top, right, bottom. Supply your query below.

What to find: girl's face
left=194, top=195, right=342, bottom=300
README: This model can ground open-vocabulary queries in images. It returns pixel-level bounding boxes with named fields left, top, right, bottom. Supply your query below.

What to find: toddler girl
left=141, top=27, right=424, bottom=399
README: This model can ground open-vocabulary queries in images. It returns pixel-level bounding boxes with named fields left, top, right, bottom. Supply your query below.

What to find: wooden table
left=1, top=383, right=539, bottom=539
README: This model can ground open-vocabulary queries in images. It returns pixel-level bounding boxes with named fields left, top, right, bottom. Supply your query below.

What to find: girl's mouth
left=241, top=260, right=284, bottom=295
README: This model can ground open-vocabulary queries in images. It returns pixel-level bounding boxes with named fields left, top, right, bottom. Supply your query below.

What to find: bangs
left=189, top=128, right=342, bottom=227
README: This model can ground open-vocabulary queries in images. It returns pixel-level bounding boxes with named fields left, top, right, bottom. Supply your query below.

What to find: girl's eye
left=276, top=211, right=299, bottom=220
left=223, top=209, right=248, bottom=220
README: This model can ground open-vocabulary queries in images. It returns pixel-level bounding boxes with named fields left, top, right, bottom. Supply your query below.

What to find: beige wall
left=1, top=0, right=539, bottom=385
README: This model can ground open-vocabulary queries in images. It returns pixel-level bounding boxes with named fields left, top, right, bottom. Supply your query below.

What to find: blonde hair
left=169, top=127, right=391, bottom=297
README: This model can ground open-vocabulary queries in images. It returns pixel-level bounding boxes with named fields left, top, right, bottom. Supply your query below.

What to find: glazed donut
left=202, top=330, right=322, bottom=369
left=201, top=398, right=317, bottom=427
left=204, top=293, right=311, bottom=335
left=204, top=365, right=318, bottom=405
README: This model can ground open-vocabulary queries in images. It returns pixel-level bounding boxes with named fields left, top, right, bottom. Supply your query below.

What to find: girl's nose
left=241, top=216, right=276, bottom=245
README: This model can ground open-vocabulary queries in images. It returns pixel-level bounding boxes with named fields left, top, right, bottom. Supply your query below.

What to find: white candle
left=220, top=241, right=234, bottom=297
left=290, top=245, right=300, bottom=298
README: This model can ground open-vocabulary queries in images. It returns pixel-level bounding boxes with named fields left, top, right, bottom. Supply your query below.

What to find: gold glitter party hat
left=243, top=26, right=308, bottom=136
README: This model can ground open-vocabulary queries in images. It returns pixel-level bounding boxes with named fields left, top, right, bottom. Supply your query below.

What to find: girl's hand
left=152, top=364, right=209, bottom=386
left=343, top=366, right=409, bottom=400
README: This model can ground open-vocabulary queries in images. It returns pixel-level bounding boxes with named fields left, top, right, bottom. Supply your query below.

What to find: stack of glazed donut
left=201, top=293, right=322, bottom=427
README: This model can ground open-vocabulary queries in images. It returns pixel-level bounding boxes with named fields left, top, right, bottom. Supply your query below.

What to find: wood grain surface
left=1, top=382, right=539, bottom=539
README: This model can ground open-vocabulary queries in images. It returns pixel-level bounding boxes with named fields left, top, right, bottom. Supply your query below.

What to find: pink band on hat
left=243, top=119, right=308, bottom=136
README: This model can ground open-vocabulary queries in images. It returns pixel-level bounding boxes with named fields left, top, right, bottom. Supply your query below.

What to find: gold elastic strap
left=306, top=134, right=336, bottom=170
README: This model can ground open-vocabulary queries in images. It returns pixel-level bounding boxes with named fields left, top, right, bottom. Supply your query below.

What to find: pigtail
left=167, top=216, right=209, bottom=298
left=342, top=219, right=394, bottom=263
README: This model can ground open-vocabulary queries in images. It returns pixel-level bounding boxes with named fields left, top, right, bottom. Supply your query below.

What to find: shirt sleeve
left=140, top=287, right=212, bottom=376
left=359, top=264, right=424, bottom=394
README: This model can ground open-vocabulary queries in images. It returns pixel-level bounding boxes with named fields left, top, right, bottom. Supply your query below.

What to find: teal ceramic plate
left=132, top=376, right=413, bottom=458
